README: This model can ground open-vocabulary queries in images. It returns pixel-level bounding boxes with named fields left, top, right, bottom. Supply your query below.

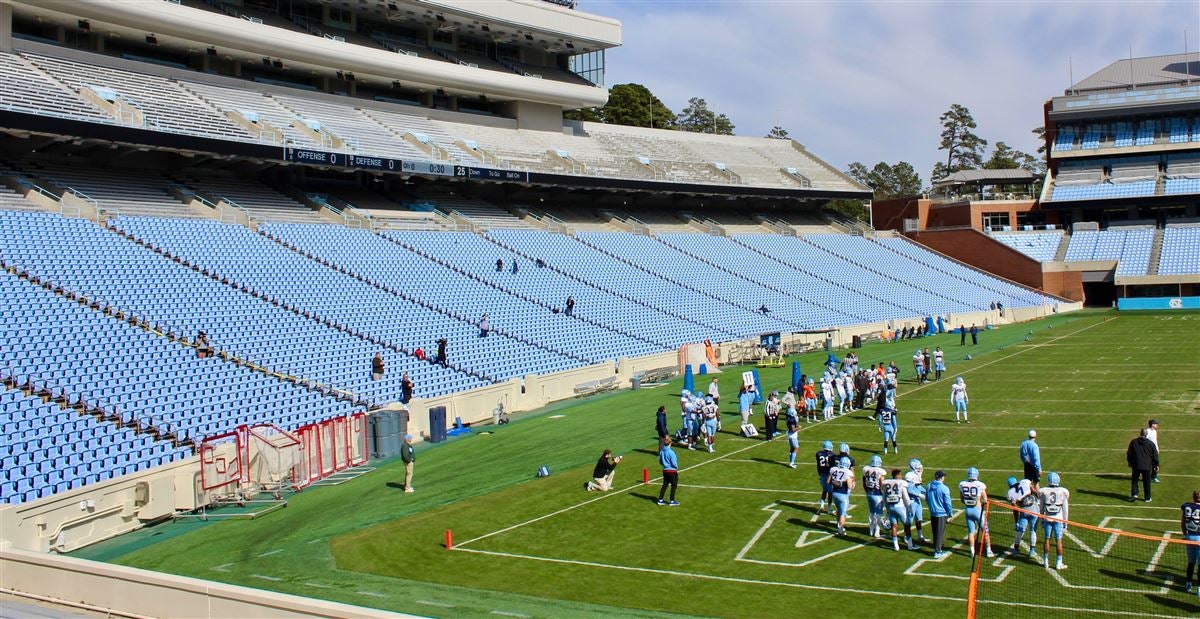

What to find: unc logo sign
left=1169, top=298, right=1183, bottom=309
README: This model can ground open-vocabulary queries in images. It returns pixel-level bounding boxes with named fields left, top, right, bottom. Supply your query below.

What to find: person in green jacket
left=400, top=434, right=415, bottom=493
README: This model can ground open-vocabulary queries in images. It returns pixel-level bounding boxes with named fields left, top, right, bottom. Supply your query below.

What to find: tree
left=564, top=83, right=675, bottom=128
left=984, top=141, right=1045, bottom=178
left=983, top=141, right=1023, bottom=170
left=765, top=126, right=790, bottom=140
left=845, top=160, right=923, bottom=200
left=677, top=97, right=734, bottom=135
left=1031, top=126, right=1047, bottom=156
left=563, top=107, right=602, bottom=122
left=933, top=104, right=987, bottom=182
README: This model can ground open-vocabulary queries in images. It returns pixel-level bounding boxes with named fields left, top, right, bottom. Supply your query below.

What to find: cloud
left=592, top=0, right=1199, bottom=183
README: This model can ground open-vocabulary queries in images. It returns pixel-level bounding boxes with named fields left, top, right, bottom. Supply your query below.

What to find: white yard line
left=454, top=546, right=1184, bottom=617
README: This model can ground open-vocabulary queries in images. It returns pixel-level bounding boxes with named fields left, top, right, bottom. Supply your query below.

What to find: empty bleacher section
left=24, top=163, right=193, bottom=219
left=1051, top=116, right=1199, bottom=152
left=23, top=52, right=254, bottom=141
left=177, top=176, right=325, bottom=224
left=1, top=202, right=1070, bottom=506
left=1063, top=227, right=1154, bottom=276
left=0, top=49, right=862, bottom=192
left=1164, top=154, right=1200, bottom=195
left=990, top=230, right=1065, bottom=262
left=1158, top=224, right=1200, bottom=275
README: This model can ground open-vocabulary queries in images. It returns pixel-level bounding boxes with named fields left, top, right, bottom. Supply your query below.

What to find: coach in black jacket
left=1125, top=429, right=1159, bottom=502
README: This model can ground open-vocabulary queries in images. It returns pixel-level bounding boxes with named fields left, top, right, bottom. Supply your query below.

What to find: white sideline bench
left=574, top=376, right=618, bottom=396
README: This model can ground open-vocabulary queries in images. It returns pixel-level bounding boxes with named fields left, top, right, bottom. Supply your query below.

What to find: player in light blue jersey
left=1039, top=472, right=1070, bottom=570
left=1006, top=476, right=1040, bottom=557
left=862, top=455, right=887, bottom=539
left=880, top=406, right=898, bottom=454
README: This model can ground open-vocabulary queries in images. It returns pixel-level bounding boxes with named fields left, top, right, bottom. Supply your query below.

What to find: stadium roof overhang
left=392, top=0, right=622, bottom=51
left=9, top=0, right=609, bottom=109
left=0, top=110, right=870, bottom=202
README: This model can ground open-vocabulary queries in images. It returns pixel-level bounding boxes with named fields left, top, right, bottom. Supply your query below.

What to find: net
left=967, top=501, right=1200, bottom=618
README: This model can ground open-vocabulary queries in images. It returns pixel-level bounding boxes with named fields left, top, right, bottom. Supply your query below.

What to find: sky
left=586, top=0, right=1199, bottom=185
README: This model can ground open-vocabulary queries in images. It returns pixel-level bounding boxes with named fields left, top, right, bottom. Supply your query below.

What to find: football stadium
left=0, top=1, right=1198, bottom=617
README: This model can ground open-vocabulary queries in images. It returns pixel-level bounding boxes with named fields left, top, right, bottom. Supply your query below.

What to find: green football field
left=78, top=310, right=1200, bottom=618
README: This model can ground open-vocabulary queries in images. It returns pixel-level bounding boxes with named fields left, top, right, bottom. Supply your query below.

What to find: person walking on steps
left=657, top=437, right=680, bottom=506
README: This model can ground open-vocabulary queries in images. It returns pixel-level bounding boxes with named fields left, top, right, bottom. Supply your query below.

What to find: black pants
left=931, top=515, right=949, bottom=553
left=765, top=415, right=779, bottom=438
left=659, top=471, right=678, bottom=501
left=1131, top=469, right=1152, bottom=499
left=1023, top=463, right=1040, bottom=484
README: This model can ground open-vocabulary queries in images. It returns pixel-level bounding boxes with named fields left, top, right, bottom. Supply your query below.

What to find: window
left=568, top=50, right=604, bottom=87
left=326, top=7, right=353, bottom=29
left=432, top=29, right=454, bottom=46
left=982, top=212, right=1010, bottom=231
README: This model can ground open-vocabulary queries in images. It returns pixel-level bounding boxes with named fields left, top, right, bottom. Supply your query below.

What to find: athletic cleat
left=906, top=541, right=915, bottom=551
left=1186, top=582, right=1194, bottom=593
left=788, top=463, right=797, bottom=469
left=657, top=500, right=666, bottom=505
left=986, top=549, right=995, bottom=558
left=707, top=446, right=714, bottom=453
left=668, top=500, right=680, bottom=506
left=1056, top=561, right=1067, bottom=570
left=933, top=551, right=945, bottom=559
left=893, top=538, right=900, bottom=551
left=1144, top=498, right=1151, bottom=503
left=1028, top=547, right=1038, bottom=558
left=1043, top=556, right=1049, bottom=568
left=837, top=526, right=845, bottom=536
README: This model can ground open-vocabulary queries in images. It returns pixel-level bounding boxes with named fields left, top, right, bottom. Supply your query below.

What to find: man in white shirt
left=707, top=378, right=720, bottom=406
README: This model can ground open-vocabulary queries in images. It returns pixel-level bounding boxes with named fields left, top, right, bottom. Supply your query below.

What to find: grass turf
left=80, top=310, right=1200, bottom=618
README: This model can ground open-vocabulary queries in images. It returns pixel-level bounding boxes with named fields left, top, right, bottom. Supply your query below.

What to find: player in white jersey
left=906, top=459, right=926, bottom=543
left=701, top=395, right=719, bottom=453
left=678, top=389, right=693, bottom=448
left=912, top=349, right=927, bottom=385
left=1038, top=472, right=1070, bottom=570
left=862, top=455, right=888, bottom=539
left=933, top=347, right=946, bottom=381
left=958, top=467, right=993, bottom=558
left=821, top=377, right=835, bottom=420
left=882, top=469, right=914, bottom=551
left=828, top=457, right=856, bottom=536
left=1005, top=476, right=1040, bottom=556
left=950, top=377, right=969, bottom=424
left=834, top=373, right=848, bottom=415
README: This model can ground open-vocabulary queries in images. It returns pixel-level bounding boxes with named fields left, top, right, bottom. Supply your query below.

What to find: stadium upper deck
left=0, top=0, right=866, bottom=198
left=1041, top=53, right=1200, bottom=210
